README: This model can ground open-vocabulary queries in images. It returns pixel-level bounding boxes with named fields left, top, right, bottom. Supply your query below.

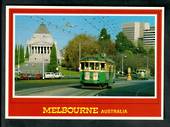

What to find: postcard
left=5, top=6, right=164, bottom=120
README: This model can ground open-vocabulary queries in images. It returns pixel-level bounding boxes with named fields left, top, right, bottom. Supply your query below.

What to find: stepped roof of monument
left=35, top=23, right=50, bottom=34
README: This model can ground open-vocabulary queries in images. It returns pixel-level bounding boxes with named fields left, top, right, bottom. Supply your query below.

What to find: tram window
left=95, top=63, right=99, bottom=70
left=101, top=63, right=105, bottom=70
left=85, top=62, right=88, bottom=70
left=81, top=63, right=84, bottom=70
left=90, top=63, right=94, bottom=70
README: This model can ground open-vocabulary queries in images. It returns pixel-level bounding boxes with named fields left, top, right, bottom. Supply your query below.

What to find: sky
left=15, top=15, right=155, bottom=50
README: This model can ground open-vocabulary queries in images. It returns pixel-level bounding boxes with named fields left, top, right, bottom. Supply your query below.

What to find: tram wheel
left=81, top=85, right=85, bottom=88
left=99, top=85, right=103, bottom=90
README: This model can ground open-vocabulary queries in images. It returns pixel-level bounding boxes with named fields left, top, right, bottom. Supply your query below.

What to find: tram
left=80, top=56, right=116, bottom=89
left=136, top=68, right=150, bottom=80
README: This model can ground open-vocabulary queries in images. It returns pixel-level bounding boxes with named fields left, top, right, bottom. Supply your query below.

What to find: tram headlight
left=93, top=72, right=98, bottom=80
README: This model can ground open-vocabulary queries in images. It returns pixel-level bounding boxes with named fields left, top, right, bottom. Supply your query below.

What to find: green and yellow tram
left=80, top=56, right=116, bottom=89
left=136, top=68, right=150, bottom=80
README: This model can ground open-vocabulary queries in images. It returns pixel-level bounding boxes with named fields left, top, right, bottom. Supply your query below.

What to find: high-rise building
left=122, top=22, right=150, bottom=46
left=143, top=26, right=155, bottom=48
left=27, top=23, right=57, bottom=63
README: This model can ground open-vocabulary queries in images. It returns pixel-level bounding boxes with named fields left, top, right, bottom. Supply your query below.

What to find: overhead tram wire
left=29, top=16, right=78, bottom=36
left=98, top=16, right=121, bottom=38
left=27, top=16, right=121, bottom=39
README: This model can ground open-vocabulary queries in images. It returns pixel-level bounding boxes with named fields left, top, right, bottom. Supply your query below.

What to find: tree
left=99, top=28, right=111, bottom=41
left=25, top=46, right=29, bottom=59
left=115, top=32, right=135, bottom=53
left=98, top=28, right=116, bottom=57
left=47, top=43, right=58, bottom=72
left=115, top=50, right=149, bottom=74
left=15, top=44, right=25, bottom=65
left=15, top=45, right=19, bottom=65
left=136, top=39, right=146, bottom=54
left=148, top=48, right=155, bottom=76
left=63, top=34, right=100, bottom=69
left=19, top=45, right=25, bottom=64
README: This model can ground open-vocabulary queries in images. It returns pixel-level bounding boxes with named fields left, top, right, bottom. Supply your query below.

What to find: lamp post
left=121, top=55, right=127, bottom=76
left=146, top=51, right=149, bottom=70
left=79, top=42, right=81, bottom=71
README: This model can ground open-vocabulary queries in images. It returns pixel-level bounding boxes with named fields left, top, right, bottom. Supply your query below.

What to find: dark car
left=27, top=74, right=35, bottom=80
left=20, top=73, right=29, bottom=80
left=35, top=73, right=42, bottom=80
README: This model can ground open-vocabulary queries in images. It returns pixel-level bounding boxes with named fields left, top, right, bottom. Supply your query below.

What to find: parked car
left=54, top=72, right=64, bottom=79
left=35, top=73, right=42, bottom=80
left=27, top=73, right=35, bottom=80
left=15, top=71, right=21, bottom=80
left=44, top=72, right=55, bottom=79
left=20, top=73, right=29, bottom=80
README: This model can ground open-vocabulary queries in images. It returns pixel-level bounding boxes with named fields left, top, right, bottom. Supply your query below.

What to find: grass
left=15, top=79, right=80, bottom=91
left=17, top=62, right=80, bottom=76
left=98, top=81, right=154, bottom=96
left=60, top=67, right=80, bottom=76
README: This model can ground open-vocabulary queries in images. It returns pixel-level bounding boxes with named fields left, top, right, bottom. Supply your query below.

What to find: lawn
left=60, top=67, right=80, bottom=76
left=15, top=79, right=80, bottom=91
left=97, top=82, right=154, bottom=96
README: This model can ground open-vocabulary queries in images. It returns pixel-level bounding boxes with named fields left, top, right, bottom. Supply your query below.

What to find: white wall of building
left=122, top=22, right=150, bottom=46
left=27, top=24, right=58, bottom=63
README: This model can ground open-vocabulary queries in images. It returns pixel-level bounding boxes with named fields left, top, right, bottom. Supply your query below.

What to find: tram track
left=15, top=80, right=154, bottom=96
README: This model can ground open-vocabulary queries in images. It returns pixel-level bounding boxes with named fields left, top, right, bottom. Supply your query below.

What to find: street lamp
left=79, top=42, right=81, bottom=71
left=121, top=55, right=127, bottom=76
left=146, top=51, right=149, bottom=70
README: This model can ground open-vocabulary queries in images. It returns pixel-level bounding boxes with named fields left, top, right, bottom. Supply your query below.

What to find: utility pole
left=121, top=55, right=127, bottom=76
left=79, top=42, right=81, bottom=70
left=121, top=55, right=124, bottom=76
left=147, top=51, right=149, bottom=70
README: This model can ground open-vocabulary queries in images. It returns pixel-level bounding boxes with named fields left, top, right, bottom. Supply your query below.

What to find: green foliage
left=60, top=67, right=80, bottom=76
left=115, top=50, right=155, bottom=76
left=25, top=46, right=29, bottom=59
left=98, top=28, right=116, bottom=57
left=15, top=44, right=25, bottom=65
left=115, top=32, right=135, bottom=53
left=148, top=48, right=155, bottom=76
left=114, top=32, right=155, bottom=76
left=115, top=52, right=147, bottom=73
left=20, top=45, right=25, bottom=63
left=99, top=28, right=111, bottom=41
left=15, top=45, right=19, bottom=65
left=136, top=40, right=146, bottom=54
left=47, top=43, right=58, bottom=72
left=63, top=34, right=100, bottom=69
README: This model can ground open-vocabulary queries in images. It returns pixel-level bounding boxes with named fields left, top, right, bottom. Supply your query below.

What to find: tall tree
left=115, top=32, right=135, bottom=53
left=98, top=28, right=116, bottom=57
left=47, top=43, right=58, bottom=72
left=136, top=39, right=146, bottom=54
left=19, top=45, right=25, bottom=64
left=25, top=46, right=29, bottom=59
left=15, top=45, right=19, bottom=65
left=15, top=44, right=25, bottom=65
left=148, top=48, right=155, bottom=76
left=99, top=28, right=111, bottom=41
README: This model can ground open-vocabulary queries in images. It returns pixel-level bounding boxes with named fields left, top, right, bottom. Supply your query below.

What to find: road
left=15, top=80, right=154, bottom=96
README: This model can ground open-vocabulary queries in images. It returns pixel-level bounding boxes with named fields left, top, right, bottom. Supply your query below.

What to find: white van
left=54, top=72, right=64, bottom=79
left=44, top=72, right=55, bottom=79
